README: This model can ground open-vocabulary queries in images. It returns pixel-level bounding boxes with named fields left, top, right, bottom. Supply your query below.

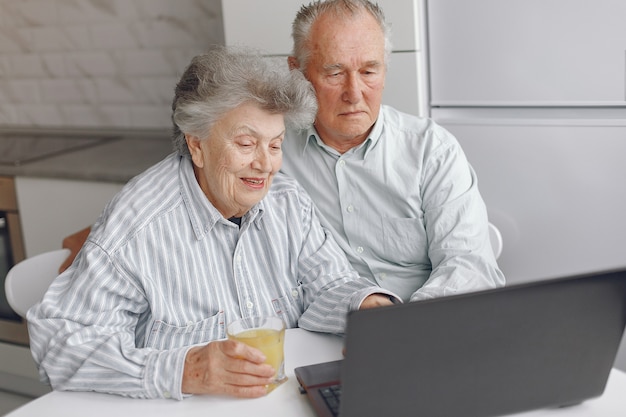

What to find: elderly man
left=282, top=0, right=505, bottom=301
left=28, top=46, right=396, bottom=401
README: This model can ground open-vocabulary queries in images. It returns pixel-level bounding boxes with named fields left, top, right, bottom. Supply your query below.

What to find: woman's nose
left=252, top=148, right=272, bottom=172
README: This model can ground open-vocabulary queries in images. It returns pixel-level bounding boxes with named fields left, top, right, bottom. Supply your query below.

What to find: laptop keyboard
left=319, top=384, right=342, bottom=417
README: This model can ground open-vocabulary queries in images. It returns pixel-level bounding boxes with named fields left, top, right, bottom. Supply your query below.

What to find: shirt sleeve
left=409, top=128, right=506, bottom=302
left=292, top=192, right=394, bottom=333
left=27, top=242, right=189, bottom=400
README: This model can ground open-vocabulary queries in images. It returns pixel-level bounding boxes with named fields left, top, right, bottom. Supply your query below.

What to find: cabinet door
left=15, top=177, right=123, bottom=257
left=433, top=113, right=626, bottom=283
left=384, top=51, right=424, bottom=116
left=428, top=0, right=626, bottom=106
left=223, top=0, right=420, bottom=54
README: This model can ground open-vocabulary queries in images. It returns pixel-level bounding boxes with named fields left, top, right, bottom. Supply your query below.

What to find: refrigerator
left=426, top=0, right=626, bottom=284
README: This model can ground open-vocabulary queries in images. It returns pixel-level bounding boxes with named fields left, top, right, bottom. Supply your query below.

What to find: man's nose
left=342, top=73, right=363, bottom=103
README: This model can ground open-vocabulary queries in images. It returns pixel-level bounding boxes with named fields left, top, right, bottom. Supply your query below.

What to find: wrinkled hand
left=182, top=339, right=276, bottom=398
left=59, top=226, right=91, bottom=273
left=359, top=293, right=396, bottom=309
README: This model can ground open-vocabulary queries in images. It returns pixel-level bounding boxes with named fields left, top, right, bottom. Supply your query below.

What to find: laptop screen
left=296, top=268, right=626, bottom=417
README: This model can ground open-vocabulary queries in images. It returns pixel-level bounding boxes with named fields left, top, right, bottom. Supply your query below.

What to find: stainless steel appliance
left=0, top=176, right=27, bottom=345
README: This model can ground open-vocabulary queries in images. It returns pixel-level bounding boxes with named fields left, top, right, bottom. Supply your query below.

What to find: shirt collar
left=178, top=155, right=264, bottom=240
left=303, top=106, right=385, bottom=159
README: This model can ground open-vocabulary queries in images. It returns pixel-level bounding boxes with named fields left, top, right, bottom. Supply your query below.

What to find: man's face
left=303, top=11, right=386, bottom=153
left=186, top=102, right=285, bottom=218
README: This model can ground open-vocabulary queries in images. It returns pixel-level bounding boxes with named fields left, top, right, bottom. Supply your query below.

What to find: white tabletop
left=7, top=329, right=626, bottom=417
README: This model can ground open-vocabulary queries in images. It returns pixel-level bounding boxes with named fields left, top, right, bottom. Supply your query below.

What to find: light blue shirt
left=281, top=105, right=505, bottom=302
left=27, top=153, right=391, bottom=400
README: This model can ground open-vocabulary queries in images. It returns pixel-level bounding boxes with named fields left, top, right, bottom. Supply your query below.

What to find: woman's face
left=186, top=102, right=285, bottom=218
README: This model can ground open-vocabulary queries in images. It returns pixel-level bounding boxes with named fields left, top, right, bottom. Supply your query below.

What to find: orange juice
left=227, top=316, right=287, bottom=392
left=229, top=327, right=286, bottom=382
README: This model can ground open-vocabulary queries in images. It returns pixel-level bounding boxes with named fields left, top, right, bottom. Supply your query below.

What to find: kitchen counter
left=0, top=127, right=174, bottom=183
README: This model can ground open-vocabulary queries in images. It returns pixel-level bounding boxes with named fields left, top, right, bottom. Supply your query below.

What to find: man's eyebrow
left=322, top=60, right=383, bottom=72
left=363, top=60, right=383, bottom=68
left=322, top=63, right=344, bottom=72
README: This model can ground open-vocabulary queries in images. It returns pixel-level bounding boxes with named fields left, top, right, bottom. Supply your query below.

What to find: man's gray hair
left=171, top=46, right=318, bottom=156
left=291, top=0, right=392, bottom=72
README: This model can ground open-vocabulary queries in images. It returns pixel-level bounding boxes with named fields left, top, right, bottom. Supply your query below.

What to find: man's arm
left=411, top=132, right=505, bottom=301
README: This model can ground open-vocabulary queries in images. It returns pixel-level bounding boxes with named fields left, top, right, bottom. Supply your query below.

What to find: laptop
left=295, top=268, right=626, bottom=417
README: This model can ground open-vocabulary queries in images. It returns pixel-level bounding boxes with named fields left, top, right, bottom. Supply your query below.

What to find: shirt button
left=380, top=273, right=387, bottom=280
left=291, top=290, right=299, bottom=298
left=246, top=300, right=254, bottom=309
left=338, top=160, right=346, bottom=167
left=356, top=246, right=364, bottom=254
left=163, top=391, right=171, bottom=399
left=347, top=205, right=354, bottom=213
left=236, top=255, right=242, bottom=263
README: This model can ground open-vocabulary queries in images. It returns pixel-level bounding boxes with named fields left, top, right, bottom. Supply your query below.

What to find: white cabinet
left=15, top=177, right=123, bottom=257
left=222, top=0, right=428, bottom=116
left=428, top=0, right=626, bottom=106
left=223, top=0, right=421, bottom=52
left=436, top=111, right=626, bottom=283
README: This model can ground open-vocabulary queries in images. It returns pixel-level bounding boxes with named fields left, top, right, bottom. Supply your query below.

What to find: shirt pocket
left=381, top=216, right=427, bottom=265
left=145, top=311, right=225, bottom=350
left=271, top=289, right=303, bottom=329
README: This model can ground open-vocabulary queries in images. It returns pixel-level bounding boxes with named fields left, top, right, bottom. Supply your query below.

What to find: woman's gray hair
left=291, top=0, right=392, bottom=72
left=171, top=46, right=318, bottom=156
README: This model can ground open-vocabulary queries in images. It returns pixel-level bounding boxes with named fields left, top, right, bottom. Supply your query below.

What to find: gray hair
left=291, top=0, right=392, bottom=72
left=171, top=46, right=318, bottom=156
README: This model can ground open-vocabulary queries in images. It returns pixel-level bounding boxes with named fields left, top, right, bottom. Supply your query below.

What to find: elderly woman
left=27, top=47, right=396, bottom=401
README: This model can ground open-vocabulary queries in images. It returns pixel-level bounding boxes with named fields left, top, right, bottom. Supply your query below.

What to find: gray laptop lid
left=336, top=268, right=626, bottom=417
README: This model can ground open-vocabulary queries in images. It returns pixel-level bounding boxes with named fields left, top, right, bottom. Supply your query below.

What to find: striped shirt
left=27, top=153, right=389, bottom=400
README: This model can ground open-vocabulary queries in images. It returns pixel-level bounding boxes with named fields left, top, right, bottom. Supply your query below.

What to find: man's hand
left=182, top=339, right=276, bottom=398
left=59, top=226, right=91, bottom=273
left=360, top=293, right=396, bottom=309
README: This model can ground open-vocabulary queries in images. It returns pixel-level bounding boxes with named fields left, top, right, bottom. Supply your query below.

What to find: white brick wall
left=0, top=0, right=224, bottom=129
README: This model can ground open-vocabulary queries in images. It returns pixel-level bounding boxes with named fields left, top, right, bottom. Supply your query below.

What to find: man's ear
left=185, top=134, right=204, bottom=168
left=287, top=56, right=299, bottom=70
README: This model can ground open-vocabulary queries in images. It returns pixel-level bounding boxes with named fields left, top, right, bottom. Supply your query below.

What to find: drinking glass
left=227, top=315, right=287, bottom=392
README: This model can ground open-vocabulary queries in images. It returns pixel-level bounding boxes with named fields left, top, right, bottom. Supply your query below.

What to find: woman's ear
left=185, top=134, right=204, bottom=168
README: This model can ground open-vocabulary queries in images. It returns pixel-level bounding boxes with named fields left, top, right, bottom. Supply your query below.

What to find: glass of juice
left=227, top=315, right=287, bottom=392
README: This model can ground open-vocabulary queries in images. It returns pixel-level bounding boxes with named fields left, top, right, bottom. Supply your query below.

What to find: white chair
left=4, top=248, right=70, bottom=318
left=488, top=222, right=503, bottom=260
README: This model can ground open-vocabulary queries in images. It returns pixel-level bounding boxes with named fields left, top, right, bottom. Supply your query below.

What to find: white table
left=7, top=329, right=626, bottom=416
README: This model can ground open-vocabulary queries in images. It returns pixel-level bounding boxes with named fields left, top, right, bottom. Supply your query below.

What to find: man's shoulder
left=381, top=105, right=435, bottom=132
left=380, top=105, right=460, bottom=149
